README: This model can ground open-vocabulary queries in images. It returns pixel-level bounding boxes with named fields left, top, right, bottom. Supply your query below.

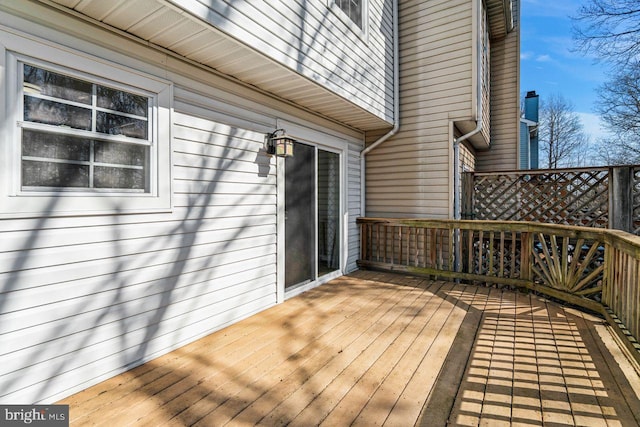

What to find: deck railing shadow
left=417, top=283, right=640, bottom=426
left=357, top=218, right=640, bottom=367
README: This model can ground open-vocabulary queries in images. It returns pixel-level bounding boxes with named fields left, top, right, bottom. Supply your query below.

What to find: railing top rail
left=466, top=164, right=640, bottom=176
left=357, top=218, right=640, bottom=256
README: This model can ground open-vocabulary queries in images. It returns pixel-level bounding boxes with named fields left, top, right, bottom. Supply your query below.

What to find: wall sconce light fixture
left=266, top=128, right=294, bottom=157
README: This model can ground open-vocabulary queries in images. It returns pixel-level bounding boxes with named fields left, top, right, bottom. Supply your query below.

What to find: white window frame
left=328, top=0, right=369, bottom=40
left=0, top=30, right=172, bottom=218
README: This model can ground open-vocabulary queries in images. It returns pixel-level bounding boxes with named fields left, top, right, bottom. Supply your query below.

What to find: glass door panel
left=317, top=150, right=340, bottom=276
left=284, top=142, right=316, bottom=289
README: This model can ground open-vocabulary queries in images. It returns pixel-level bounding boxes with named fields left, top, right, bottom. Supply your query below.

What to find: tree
left=573, top=0, right=640, bottom=66
left=538, top=94, right=589, bottom=169
left=573, top=1, right=640, bottom=165
left=593, top=62, right=640, bottom=163
left=592, top=134, right=640, bottom=165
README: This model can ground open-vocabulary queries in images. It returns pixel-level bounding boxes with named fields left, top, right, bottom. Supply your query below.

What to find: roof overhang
left=35, top=0, right=391, bottom=132
left=486, top=0, right=514, bottom=40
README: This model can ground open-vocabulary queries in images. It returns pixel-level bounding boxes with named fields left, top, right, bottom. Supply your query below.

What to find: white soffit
left=43, top=0, right=390, bottom=131
left=487, top=0, right=514, bottom=40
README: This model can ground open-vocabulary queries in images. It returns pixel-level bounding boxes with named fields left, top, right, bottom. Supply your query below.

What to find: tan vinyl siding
left=366, top=0, right=473, bottom=218
left=480, top=1, right=491, bottom=143
left=477, top=0, right=521, bottom=171
left=461, top=142, right=476, bottom=171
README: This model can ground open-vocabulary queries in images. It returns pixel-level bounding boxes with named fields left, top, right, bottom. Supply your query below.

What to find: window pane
left=96, top=112, right=148, bottom=139
left=97, top=86, right=148, bottom=117
left=352, top=0, right=362, bottom=28
left=95, top=141, right=148, bottom=167
left=94, top=166, right=146, bottom=190
left=335, top=0, right=362, bottom=28
left=22, top=160, right=89, bottom=188
left=23, top=64, right=92, bottom=104
left=23, top=130, right=91, bottom=161
left=24, top=97, right=92, bottom=130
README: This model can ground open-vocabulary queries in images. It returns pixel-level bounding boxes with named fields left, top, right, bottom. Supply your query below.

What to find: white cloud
left=536, top=54, right=552, bottom=62
left=576, top=112, right=611, bottom=141
left=521, top=52, right=533, bottom=60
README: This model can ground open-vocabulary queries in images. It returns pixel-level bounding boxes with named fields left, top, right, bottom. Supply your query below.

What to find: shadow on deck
left=59, top=271, right=640, bottom=426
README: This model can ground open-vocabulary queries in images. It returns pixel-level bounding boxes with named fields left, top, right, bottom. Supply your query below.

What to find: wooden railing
left=357, top=218, right=640, bottom=364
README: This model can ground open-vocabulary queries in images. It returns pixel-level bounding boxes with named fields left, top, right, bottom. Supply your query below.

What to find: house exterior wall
left=0, top=4, right=363, bottom=403
left=366, top=0, right=519, bottom=218
left=366, top=0, right=475, bottom=218
left=165, top=0, right=395, bottom=123
left=476, top=0, right=521, bottom=171
left=520, top=120, right=531, bottom=168
left=30, top=0, right=394, bottom=130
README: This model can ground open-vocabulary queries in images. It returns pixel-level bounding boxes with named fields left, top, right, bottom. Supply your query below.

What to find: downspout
left=360, top=0, right=399, bottom=216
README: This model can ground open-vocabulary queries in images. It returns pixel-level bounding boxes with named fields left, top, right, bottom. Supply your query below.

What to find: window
left=21, top=64, right=151, bottom=192
left=0, top=32, right=172, bottom=217
left=334, top=0, right=363, bottom=29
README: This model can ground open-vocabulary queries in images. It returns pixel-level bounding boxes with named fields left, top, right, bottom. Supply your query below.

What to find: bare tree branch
left=573, top=0, right=640, bottom=65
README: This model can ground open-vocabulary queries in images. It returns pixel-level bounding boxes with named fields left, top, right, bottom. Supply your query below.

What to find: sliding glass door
left=284, top=142, right=341, bottom=291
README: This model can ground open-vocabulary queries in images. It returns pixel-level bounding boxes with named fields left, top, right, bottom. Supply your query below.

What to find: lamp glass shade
left=273, top=136, right=294, bottom=157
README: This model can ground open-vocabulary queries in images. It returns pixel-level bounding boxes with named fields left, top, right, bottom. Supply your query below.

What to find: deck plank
left=252, top=278, right=433, bottom=426
left=288, top=280, right=446, bottom=426
left=319, top=281, right=454, bottom=426
left=149, top=277, right=406, bottom=426
left=58, top=271, right=640, bottom=426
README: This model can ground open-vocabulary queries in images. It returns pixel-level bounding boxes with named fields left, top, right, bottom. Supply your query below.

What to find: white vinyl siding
left=36, top=0, right=392, bottom=126
left=0, top=96, right=279, bottom=404
left=347, top=142, right=362, bottom=272
left=367, top=0, right=519, bottom=218
left=163, top=0, right=393, bottom=122
left=480, top=2, right=491, bottom=144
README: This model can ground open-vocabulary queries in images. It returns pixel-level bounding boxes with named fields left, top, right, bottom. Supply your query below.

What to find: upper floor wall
left=477, top=0, right=520, bottom=170
left=365, top=0, right=519, bottom=218
left=34, top=0, right=395, bottom=131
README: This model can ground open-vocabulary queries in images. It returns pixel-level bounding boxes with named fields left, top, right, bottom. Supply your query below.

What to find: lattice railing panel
left=468, top=169, right=609, bottom=228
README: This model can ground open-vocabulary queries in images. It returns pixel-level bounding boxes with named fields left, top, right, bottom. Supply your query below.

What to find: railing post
left=520, top=231, right=533, bottom=281
left=602, top=241, right=611, bottom=307
left=462, top=172, right=474, bottom=219
left=610, top=166, right=633, bottom=233
left=361, top=222, right=368, bottom=261
left=452, top=226, right=459, bottom=274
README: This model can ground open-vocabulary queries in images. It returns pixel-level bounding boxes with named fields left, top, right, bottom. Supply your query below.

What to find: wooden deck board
left=58, top=271, right=640, bottom=426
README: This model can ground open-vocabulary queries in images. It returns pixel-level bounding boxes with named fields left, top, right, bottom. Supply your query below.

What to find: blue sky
left=520, top=0, right=611, bottom=141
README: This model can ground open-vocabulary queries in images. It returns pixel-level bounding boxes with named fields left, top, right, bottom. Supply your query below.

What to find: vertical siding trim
left=276, top=155, right=285, bottom=303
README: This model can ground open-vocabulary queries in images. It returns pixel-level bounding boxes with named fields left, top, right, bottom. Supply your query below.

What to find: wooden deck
left=59, top=271, right=640, bottom=426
